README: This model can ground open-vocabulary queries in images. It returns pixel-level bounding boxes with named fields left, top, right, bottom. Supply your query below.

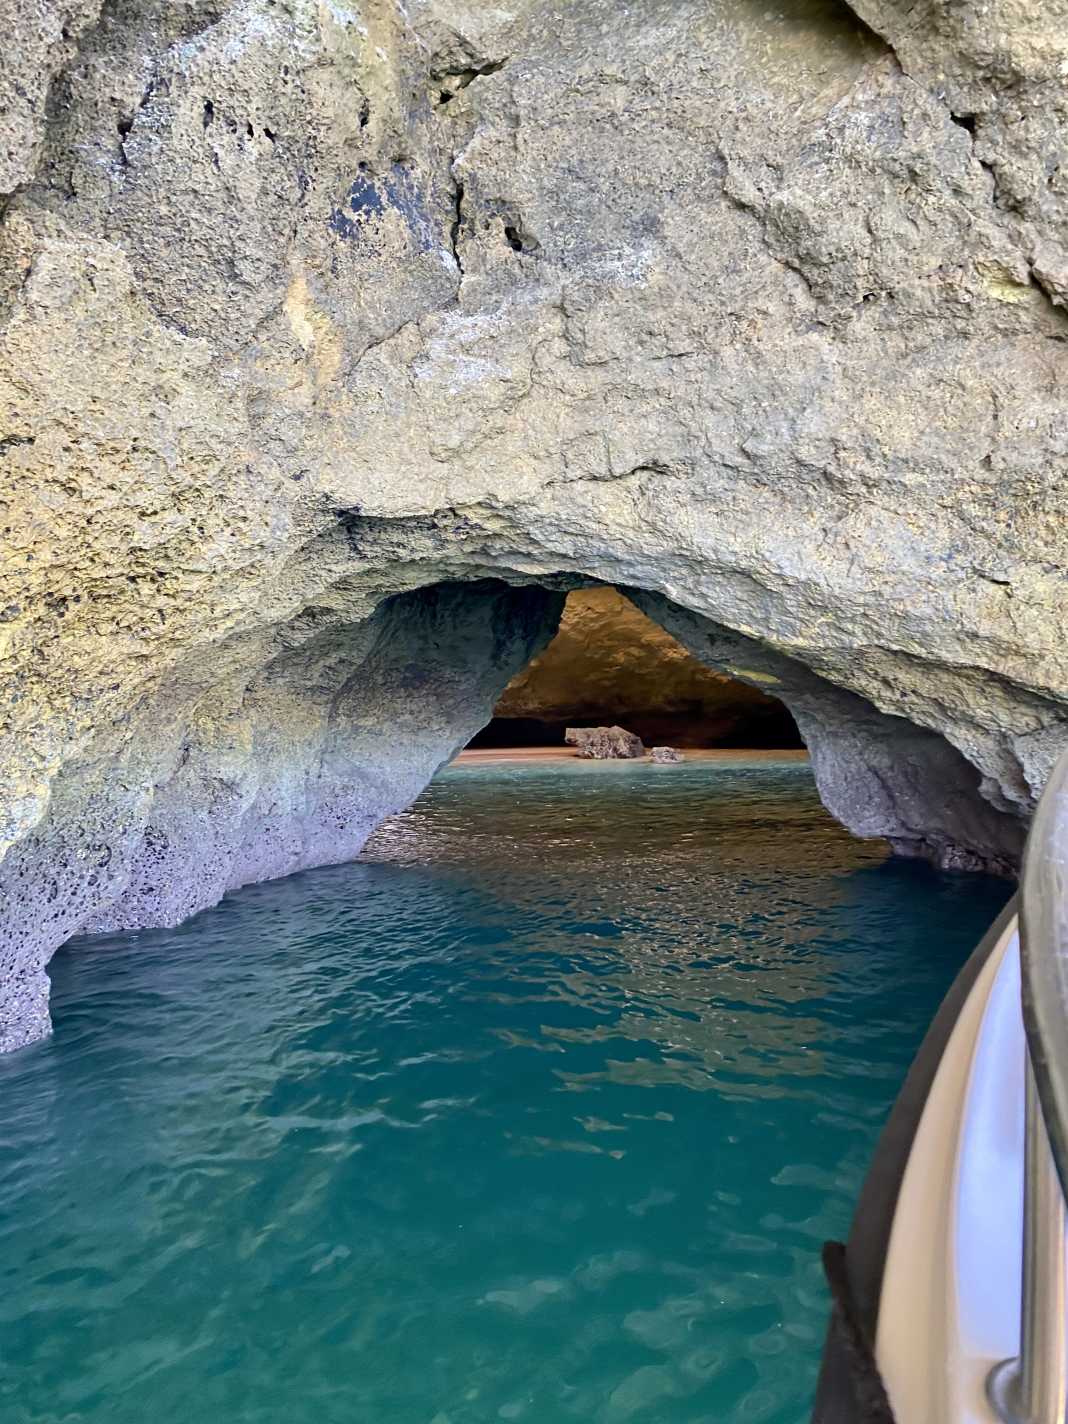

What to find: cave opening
left=0, top=567, right=1023, bottom=1062
left=464, top=586, right=804, bottom=754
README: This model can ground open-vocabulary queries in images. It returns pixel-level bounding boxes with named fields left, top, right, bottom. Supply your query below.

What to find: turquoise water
left=0, top=759, right=1011, bottom=1424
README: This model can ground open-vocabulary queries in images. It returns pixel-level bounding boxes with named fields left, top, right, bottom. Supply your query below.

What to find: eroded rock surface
left=565, top=725, right=645, bottom=760
left=492, top=587, right=796, bottom=747
left=1, top=0, right=1066, bottom=1047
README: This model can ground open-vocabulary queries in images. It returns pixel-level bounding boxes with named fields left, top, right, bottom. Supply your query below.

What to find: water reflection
left=0, top=758, right=1010, bottom=1424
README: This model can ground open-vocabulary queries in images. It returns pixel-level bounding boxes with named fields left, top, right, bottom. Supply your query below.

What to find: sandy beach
left=451, top=746, right=811, bottom=766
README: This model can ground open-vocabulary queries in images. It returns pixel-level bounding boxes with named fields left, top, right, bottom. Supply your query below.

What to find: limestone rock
left=493, top=587, right=796, bottom=747
left=0, top=0, right=1067, bottom=1049
left=0, top=0, right=103, bottom=193
left=650, top=747, right=683, bottom=764
left=847, top=0, right=1068, bottom=309
left=565, top=726, right=645, bottom=760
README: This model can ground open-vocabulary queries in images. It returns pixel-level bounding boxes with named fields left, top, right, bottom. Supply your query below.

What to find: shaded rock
left=0, top=578, right=565, bottom=1052
left=631, top=592, right=1026, bottom=878
left=494, top=588, right=797, bottom=748
left=565, top=726, right=645, bottom=760
left=650, top=747, right=683, bottom=764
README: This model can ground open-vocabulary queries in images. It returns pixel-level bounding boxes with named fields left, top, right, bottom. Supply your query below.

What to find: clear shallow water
left=0, top=758, right=1011, bottom=1424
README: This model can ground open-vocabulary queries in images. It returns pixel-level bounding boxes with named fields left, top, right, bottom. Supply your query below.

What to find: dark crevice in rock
left=115, top=72, right=168, bottom=165
left=0, top=434, right=34, bottom=455
left=435, top=57, right=508, bottom=107
left=831, top=0, right=897, bottom=62
left=1027, top=262, right=1068, bottom=321
left=449, top=166, right=465, bottom=275
left=139, top=76, right=163, bottom=109
left=502, top=218, right=540, bottom=255
left=115, top=121, right=132, bottom=172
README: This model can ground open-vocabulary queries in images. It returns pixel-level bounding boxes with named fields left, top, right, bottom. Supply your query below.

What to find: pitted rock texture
left=1, top=0, right=1067, bottom=1047
left=651, top=747, right=683, bottom=764
left=565, top=725, right=645, bottom=760
left=491, top=587, right=797, bottom=747
left=0, top=575, right=565, bottom=1050
left=630, top=590, right=1026, bottom=875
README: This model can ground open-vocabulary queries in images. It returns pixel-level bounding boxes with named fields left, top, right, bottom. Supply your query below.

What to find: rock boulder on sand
left=650, top=747, right=683, bottom=764
left=565, top=727, right=645, bottom=760
left=495, top=588, right=794, bottom=747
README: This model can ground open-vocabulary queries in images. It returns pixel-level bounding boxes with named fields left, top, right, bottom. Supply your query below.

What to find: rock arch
left=0, top=562, right=1025, bottom=1052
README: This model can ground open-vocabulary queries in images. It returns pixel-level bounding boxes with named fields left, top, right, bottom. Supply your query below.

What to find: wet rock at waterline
left=1, top=0, right=1067, bottom=1048
left=651, top=747, right=684, bottom=764
left=565, top=726, right=646, bottom=760
left=0, top=580, right=565, bottom=1052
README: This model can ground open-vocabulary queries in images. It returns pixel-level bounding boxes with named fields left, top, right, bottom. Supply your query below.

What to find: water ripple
left=0, top=759, right=1010, bottom=1424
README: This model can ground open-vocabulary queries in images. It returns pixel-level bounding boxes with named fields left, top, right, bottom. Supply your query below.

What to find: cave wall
left=483, top=587, right=800, bottom=748
left=0, top=579, right=563, bottom=1051
left=1, top=0, right=1067, bottom=1047
left=631, top=591, right=1025, bottom=874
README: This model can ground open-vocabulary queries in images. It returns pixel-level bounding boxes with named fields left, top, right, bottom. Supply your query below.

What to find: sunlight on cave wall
left=470, top=588, right=802, bottom=749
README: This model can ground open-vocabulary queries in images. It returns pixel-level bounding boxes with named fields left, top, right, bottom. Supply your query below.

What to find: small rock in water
left=565, top=725, right=645, bottom=759
left=650, top=746, right=682, bottom=763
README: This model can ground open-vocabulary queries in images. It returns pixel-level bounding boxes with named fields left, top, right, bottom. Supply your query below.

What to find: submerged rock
left=650, top=747, right=683, bottom=764
left=566, top=726, right=646, bottom=760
